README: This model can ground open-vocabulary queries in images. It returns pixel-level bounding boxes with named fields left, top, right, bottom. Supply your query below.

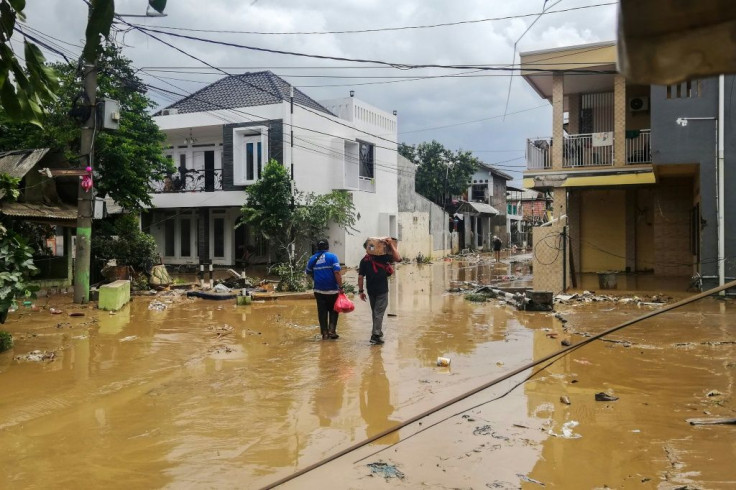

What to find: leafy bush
left=271, top=261, right=309, bottom=292
left=0, top=330, right=12, bottom=352
left=464, top=293, right=490, bottom=303
left=0, top=225, right=39, bottom=313
left=92, top=214, right=159, bottom=273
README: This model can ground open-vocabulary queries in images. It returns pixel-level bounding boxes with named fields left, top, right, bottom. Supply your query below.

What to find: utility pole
left=73, top=62, right=96, bottom=304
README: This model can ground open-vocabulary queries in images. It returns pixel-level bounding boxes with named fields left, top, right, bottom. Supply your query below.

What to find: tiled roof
left=160, top=71, right=334, bottom=116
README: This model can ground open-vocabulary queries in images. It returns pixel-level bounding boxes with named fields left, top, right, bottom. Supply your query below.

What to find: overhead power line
left=131, top=2, right=616, bottom=36
left=124, top=24, right=618, bottom=75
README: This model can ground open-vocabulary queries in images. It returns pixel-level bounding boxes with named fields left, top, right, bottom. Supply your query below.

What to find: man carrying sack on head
left=306, top=239, right=343, bottom=340
left=358, top=237, right=401, bottom=345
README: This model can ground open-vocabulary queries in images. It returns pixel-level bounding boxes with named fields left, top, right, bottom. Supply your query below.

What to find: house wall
left=579, top=189, right=626, bottom=272
left=651, top=77, right=720, bottom=286
left=396, top=156, right=451, bottom=259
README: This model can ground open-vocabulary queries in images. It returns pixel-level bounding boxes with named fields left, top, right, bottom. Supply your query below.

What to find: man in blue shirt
left=306, top=239, right=343, bottom=340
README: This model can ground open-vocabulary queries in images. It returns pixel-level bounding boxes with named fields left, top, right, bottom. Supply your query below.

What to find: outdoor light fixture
left=676, top=117, right=688, bottom=127
left=350, top=90, right=355, bottom=97
left=393, top=110, right=397, bottom=116
left=184, top=129, right=197, bottom=145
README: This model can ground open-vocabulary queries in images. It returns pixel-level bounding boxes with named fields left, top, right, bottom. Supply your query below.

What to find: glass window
left=180, top=219, right=191, bottom=257
left=164, top=218, right=175, bottom=257
left=213, top=218, right=224, bottom=258
left=359, top=141, right=374, bottom=179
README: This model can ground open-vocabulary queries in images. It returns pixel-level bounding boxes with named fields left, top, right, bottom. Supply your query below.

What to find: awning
left=562, top=172, right=656, bottom=187
left=455, top=201, right=499, bottom=216
left=0, top=202, right=77, bottom=222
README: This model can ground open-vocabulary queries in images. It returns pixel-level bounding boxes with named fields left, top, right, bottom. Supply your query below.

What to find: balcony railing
left=527, top=138, right=552, bottom=169
left=359, top=176, right=375, bottom=193
left=562, top=133, right=613, bottom=167
left=151, top=169, right=223, bottom=193
left=625, top=129, right=651, bottom=164
left=526, top=129, right=652, bottom=169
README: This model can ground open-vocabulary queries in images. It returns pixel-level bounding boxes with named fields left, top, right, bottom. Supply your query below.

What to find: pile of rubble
left=555, top=291, right=672, bottom=306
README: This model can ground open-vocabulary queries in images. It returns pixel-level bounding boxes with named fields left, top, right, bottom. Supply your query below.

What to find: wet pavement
left=0, top=257, right=734, bottom=489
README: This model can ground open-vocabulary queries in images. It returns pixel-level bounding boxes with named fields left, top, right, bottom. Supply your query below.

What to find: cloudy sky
left=19, top=0, right=618, bottom=184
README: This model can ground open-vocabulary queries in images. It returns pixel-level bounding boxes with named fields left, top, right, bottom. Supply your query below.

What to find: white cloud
left=20, top=0, right=618, bottom=183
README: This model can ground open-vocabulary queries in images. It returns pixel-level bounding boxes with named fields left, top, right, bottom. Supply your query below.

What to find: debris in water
left=561, top=339, right=571, bottom=346
left=15, top=350, right=56, bottom=362
left=517, top=473, right=545, bottom=486
left=367, top=462, right=404, bottom=480
left=49, top=308, right=63, bottom=315
left=557, top=420, right=581, bottom=439
left=69, top=312, right=85, bottom=317
left=595, top=392, right=619, bottom=402
left=148, top=301, right=167, bottom=311
left=687, top=417, right=736, bottom=426
left=120, top=336, right=138, bottom=342
left=560, top=396, right=571, bottom=405
left=706, top=390, right=722, bottom=397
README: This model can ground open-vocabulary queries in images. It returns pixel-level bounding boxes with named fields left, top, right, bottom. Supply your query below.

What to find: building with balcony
left=146, top=71, right=398, bottom=267
left=521, top=41, right=735, bottom=293
left=455, top=163, right=512, bottom=251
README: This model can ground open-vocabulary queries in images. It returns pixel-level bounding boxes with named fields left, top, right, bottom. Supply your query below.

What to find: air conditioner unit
left=628, top=96, right=649, bottom=112
left=161, top=108, right=179, bottom=116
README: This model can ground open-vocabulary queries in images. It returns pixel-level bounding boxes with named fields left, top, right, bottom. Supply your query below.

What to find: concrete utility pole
left=73, top=63, right=96, bottom=304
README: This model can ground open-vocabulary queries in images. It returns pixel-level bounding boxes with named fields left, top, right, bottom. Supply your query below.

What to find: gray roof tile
left=160, top=71, right=334, bottom=116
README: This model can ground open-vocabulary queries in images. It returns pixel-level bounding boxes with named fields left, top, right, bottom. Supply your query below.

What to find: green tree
left=401, top=140, right=481, bottom=207
left=0, top=43, right=172, bottom=210
left=0, top=178, right=38, bottom=322
left=239, top=159, right=357, bottom=290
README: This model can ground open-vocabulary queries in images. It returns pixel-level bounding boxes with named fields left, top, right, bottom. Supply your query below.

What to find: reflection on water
left=360, top=348, right=399, bottom=445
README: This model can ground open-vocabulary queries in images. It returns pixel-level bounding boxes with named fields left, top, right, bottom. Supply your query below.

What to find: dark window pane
left=257, top=142, right=262, bottom=179
left=359, top=142, right=374, bottom=178
left=246, top=142, right=254, bottom=181
left=214, top=218, right=224, bottom=258
left=180, top=219, right=191, bottom=257
left=164, top=219, right=175, bottom=256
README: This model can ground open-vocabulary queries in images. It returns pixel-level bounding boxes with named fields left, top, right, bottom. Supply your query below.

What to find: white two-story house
left=145, top=71, right=398, bottom=267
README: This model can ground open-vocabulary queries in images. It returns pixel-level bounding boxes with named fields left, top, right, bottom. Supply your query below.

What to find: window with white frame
left=233, top=127, right=268, bottom=185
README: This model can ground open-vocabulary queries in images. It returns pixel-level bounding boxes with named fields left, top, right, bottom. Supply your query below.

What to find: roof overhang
left=0, top=202, right=77, bottom=225
left=617, top=1, right=736, bottom=84
left=456, top=201, right=499, bottom=216
left=520, top=41, right=618, bottom=100
left=0, top=149, right=49, bottom=199
left=562, top=172, right=656, bottom=187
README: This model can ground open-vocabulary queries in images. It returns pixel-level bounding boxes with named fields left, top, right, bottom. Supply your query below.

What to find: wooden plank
left=686, top=417, right=736, bottom=426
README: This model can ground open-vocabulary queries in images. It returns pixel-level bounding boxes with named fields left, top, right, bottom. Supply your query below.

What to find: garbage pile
left=555, top=291, right=672, bottom=306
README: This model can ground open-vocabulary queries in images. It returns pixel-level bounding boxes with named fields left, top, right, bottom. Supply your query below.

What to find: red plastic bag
left=333, top=292, right=355, bottom=313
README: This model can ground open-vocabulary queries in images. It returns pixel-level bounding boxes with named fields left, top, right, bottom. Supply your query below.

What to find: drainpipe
left=718, top=75, right=725, bottom=292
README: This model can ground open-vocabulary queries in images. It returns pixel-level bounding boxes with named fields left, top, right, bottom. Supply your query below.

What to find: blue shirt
left=306, top=251, right=341, bottom=293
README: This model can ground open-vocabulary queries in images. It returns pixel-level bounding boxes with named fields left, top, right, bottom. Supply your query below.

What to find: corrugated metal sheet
left=0, top=149, right=49, bottom=199
left=0, top=202, right=77, bottom=220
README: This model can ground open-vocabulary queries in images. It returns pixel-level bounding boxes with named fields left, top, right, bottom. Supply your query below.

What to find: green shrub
left=0, top=331, right=13, bottom=352
left=271, top=260, right=309, bottom=292
left=92, top=214, right=159, bottom=273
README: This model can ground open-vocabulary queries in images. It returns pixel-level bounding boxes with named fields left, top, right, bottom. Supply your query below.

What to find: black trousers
left=314, top=292, right=339, bottom=336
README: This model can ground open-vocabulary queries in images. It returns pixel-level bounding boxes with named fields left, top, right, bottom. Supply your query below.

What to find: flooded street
left=1, top=259, right=734, bottom=489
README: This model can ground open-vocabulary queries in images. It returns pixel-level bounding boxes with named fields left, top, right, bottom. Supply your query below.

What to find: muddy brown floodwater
left=1, top=258, right=734, bottom=489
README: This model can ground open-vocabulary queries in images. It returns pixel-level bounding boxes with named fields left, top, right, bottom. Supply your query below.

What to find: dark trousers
left=369, top=292, right=389, bottom=337
left=314, top=292, right=339, bottom=336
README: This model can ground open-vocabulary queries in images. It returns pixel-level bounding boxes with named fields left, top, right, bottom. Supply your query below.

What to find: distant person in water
left=306, top=239, right=343, bottom=340
left=493, top=235, right=503, bottom=263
